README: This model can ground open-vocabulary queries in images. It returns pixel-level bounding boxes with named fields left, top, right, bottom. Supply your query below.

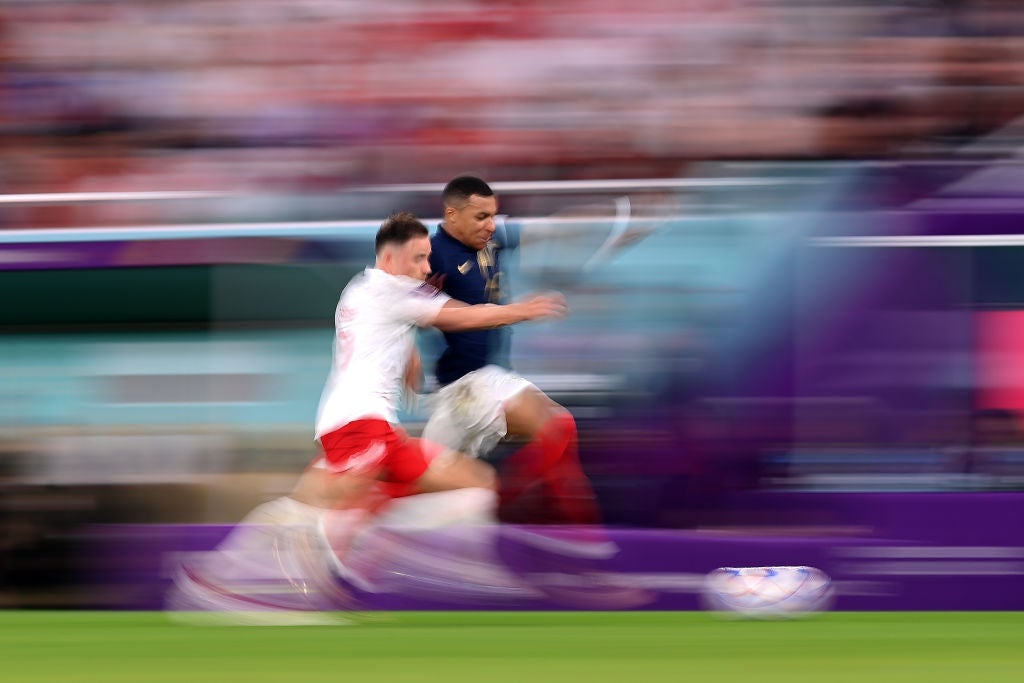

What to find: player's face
left=394, top=235, right=433, bottom=281
left=445, top=194, right=498, bottom=251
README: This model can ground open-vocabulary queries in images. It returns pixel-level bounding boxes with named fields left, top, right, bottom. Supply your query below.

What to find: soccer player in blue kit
left=422, top=175, right=601, bottom=525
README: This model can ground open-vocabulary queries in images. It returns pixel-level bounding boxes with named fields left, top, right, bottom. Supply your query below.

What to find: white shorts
left=421, top=365, right=533, bottom=457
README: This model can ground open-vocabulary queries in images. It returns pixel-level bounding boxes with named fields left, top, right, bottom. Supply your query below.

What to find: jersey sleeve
left=393, top=280, right=451, bottom=327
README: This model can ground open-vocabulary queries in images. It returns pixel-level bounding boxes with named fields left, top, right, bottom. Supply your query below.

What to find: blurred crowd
left=2, top=0, right=1024, bottom=228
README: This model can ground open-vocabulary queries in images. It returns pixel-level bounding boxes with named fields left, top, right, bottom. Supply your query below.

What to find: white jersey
left=315, top=267, right=450, bottom=439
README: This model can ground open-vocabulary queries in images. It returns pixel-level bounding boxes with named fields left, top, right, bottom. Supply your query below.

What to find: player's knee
left=505, top=387, right=565, bottom=438
left=544, top=410, right=578, bottom=442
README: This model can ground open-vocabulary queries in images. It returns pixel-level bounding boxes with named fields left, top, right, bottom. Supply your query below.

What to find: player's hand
left=518, top=291, right=569, bottom=321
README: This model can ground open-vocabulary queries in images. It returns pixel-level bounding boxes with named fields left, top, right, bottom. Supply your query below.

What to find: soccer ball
left=702, top=566, right=834, bottom=618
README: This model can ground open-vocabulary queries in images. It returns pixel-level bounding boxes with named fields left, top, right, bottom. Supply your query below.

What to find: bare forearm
left=431, top=301, right=529, bottom=331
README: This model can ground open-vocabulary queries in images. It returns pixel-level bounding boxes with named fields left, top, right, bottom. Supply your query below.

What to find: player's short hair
left=442, top=175, right=494, bottom=209
left=375, top=211, right=429, bottom=254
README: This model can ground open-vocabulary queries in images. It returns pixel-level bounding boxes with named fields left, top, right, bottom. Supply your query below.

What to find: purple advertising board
left=78, top=492, right=1024, bottom=612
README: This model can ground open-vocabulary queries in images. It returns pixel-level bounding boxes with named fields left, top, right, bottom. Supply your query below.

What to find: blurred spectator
left=2, top=0, right=1024, bottom=228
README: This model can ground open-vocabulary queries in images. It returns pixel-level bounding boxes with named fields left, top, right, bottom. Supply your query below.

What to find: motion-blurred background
left=3, top=0, right=1024, bottom=608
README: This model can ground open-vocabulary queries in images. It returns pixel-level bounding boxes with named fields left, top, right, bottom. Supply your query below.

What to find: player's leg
left=165, top=492, right=362, bottom=623
left=321, top=425, right=499, bottom=575
left=189, top=434, right=383, bottom=615
left=408, top=437, right=498, bottom=494
left=502, top=387, right=601, bottom=525
left=424, top=366, right=599, bottom=523
left=293, top=418, right=411, bottom=513
left=312, top=427, right=637, bottom=609
left=365, top=437, right=498, bottom=529
left=170, top=420, right=406, bottom=620
left=321, top=436, right=503, bottom=596
left=291, top=465, right=381, bottom=511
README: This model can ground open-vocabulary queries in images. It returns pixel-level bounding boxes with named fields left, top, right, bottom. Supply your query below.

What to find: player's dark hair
left=375, top=211, right=429, bottom=254
left=442, top=175, right=494, bottom=209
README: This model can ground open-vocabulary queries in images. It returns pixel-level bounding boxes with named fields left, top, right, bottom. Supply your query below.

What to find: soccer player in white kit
left=167, top=212, right=568, bottom=620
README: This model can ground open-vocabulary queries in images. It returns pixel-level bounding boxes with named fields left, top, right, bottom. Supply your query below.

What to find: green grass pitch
left=3, top=611, right=1023, bottom=683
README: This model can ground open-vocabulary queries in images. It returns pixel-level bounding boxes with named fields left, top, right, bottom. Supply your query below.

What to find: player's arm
left=429, top=293, right=568, bottom=332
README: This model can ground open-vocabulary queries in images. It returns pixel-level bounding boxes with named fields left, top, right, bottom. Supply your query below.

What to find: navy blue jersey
left=430, top=224, right=515, bottom=386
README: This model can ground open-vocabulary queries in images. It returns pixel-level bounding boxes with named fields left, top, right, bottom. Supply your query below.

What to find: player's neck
left=440, top=223, right=478, bottom=252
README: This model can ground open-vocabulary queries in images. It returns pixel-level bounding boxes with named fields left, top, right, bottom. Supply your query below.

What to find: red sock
left=499, top=413, right=600, bottom=525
